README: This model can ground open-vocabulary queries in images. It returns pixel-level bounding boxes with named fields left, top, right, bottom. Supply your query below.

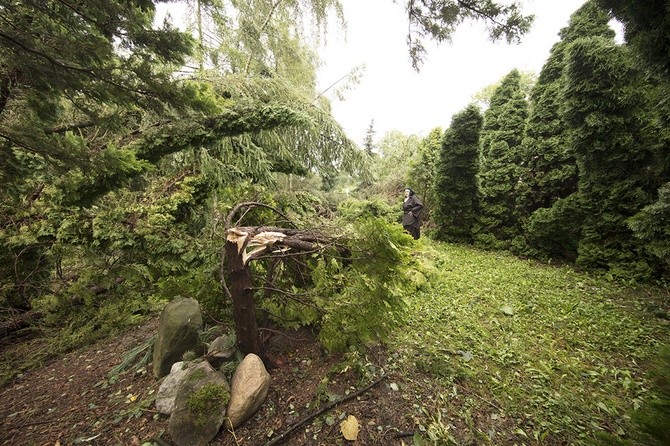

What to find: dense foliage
left=474, top=69, right=528, bottom=250
left=0, top=0, right=370, bottom=352
left=518, top=1, right=615, bottom=260
left=418, top=0, right=669, bottom=282
left=407, top=127, right=442, bottom=214
left=562, top=35, right=655, bottom=279
left=433, top=104, right=483, bottom=242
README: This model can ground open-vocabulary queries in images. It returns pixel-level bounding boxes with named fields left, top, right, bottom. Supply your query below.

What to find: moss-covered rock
left=168, top=361, right=230, bottom=446
left=153, top=298, right=205, bottom=378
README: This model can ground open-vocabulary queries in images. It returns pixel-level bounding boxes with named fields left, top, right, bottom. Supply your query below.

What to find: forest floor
left=0, top=318, right=419, bottom=446
left=1, top=242, right=669, bottom=446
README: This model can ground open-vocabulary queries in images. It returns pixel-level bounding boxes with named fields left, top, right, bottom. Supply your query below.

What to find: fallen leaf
left=501, top=305, right=514, bottom=316
left=340, top=415, right=360, bottom=441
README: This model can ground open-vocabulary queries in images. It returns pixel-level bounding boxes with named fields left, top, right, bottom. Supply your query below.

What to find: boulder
left=155, top=361, right=190, bottom=415
left=226, top=353, right=271, bottom=428
left=168, top=361, right=230, bottom=446
left=153, top=298, right=204, bottom=378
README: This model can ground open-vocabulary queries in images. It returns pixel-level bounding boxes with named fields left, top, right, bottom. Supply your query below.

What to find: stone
left=168, top=361, right=230, bottom=446
left=155, top=361, right=190, bottom=415
left=226, top=353, right=271, bottom=428
left=205, top=333, right=237, bottom=369
left=153, top=298, right=205, bottom=378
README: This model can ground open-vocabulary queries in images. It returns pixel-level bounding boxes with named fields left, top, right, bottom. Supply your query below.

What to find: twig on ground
left=263, top=374, right=388, bottom=446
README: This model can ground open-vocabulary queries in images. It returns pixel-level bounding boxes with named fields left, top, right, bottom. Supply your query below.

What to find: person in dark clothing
left=402, top=188, right=423, bottom=240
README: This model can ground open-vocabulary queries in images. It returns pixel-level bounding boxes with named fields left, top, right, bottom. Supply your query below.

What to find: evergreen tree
left=519, top=0, right=615, bottom=259
left=597, top=0, right=670, bottom=77
left=562, top=36, right=655, bottom=279
left=596, top=0, right=670, bottom=278
left=434, top=105, right=483, bottom=242
left=363, top=120, right=377, bottom=156
left=0, top=0, right=363, bottom=314
left=474, top=69, right=528, bottom=250
left=628, top=183, right=670, bottom=274
left=407, top=127, right=442, bottom=214
left=520, top=1, right=614, bottom=214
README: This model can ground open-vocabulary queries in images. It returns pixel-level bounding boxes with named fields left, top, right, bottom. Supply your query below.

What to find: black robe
left=402, top=195, right=423, bottom=239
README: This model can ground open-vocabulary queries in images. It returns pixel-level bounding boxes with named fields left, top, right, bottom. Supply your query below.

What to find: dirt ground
left=0, top=319, right=419, bottom=446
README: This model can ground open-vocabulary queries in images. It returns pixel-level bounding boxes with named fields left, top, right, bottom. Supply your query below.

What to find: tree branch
left=455, top=0, right=510, bottom=30
left=45, top=121, right=96, bottom=134
left=244, top=0, right=284, bottom=74
left=0, top=30, right=95, bottom=75
left=0, top=69, right=19, bottom=117
left=0, top=31, right=153, bottom=97
left=263, top=374, right=387, bottom=446
left=225, top=202, right=297, bottom=229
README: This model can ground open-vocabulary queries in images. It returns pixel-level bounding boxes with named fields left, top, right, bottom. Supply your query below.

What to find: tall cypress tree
left=363, top=120, right=377, bottom=156
left=595, top=0, right=670, bottom=277
left=474, top=69, right=528, bottom=250
left=519, top=1, right=614, bottom=214
left=562, top=36, right=655, bottom=279
left=434, top=105, right=483, bottom=242
left=519, top=0, right=615, bottom=259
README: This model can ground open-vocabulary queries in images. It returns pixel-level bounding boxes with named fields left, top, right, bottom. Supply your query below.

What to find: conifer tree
left=519, top=0, right=615, bottom=258
left=562, top=36, right=655, bottom=279
left=407, top=127, right=442, bottom=213
left=363, top=120, right=377, bottom=156
left=520, top=1, right=614, bottom=214
left=596, top=0, right=670, bottom=277
left=474, top=69, right=528, bottom=250
left=597, top=0, right=670, bottom=77
left=0, top=0, right=361, bottom=313
left=434, top=105, right=483, bottom=242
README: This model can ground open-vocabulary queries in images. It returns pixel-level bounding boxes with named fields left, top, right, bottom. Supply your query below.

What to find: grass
left=2, top=237, right=668, bottom=445
left=389, top=240, right=670, bottom=445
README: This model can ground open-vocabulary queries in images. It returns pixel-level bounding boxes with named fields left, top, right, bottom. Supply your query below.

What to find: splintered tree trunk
left=224, top=239, right=263, bottom=357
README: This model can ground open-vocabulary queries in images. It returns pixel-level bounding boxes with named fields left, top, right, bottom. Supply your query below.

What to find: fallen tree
left=220, top=202, right=348, bottom=359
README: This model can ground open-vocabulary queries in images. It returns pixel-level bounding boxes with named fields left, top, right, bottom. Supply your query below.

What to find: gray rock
left=226, top=353, right=270, bottom=428
left=168, top=361, right=230, bottom=446
left=153, top=298, right=205, bottom=378
left=155, top=361, right=190, bottom=415
left=205, top=333, right=237, bottom=369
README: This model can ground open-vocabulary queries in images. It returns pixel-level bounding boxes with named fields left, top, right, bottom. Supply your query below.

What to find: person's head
left=404, top=188, right=414, bottom=198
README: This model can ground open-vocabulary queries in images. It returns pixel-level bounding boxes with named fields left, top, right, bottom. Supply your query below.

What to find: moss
left=187, top=368, right=207, bottom=382
left=182, top=350, right=197, bottom=361
left=186, top=383, right=230, bottom=428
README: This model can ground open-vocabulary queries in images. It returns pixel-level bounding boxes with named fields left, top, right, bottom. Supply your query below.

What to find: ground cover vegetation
left=1, top=0, right=669, bottom=445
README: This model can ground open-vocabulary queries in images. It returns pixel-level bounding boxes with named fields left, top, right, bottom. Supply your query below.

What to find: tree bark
left=224, top=238, right=263, bottom=357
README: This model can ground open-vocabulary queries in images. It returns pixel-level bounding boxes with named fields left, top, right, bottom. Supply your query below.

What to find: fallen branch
left=263, top=374, right=387, bottom=446
left=0, top=310, right=40, bottom=338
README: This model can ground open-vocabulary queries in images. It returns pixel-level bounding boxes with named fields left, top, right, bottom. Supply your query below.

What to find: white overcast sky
left=317, top=0, right=594, bottom=143
left=157, top=0, right=621, bottom=143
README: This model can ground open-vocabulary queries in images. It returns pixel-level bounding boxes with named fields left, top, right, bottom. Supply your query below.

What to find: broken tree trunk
left=222, top=202, right=346, bottom=359
left=224, top=234, right=263, bottom=357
